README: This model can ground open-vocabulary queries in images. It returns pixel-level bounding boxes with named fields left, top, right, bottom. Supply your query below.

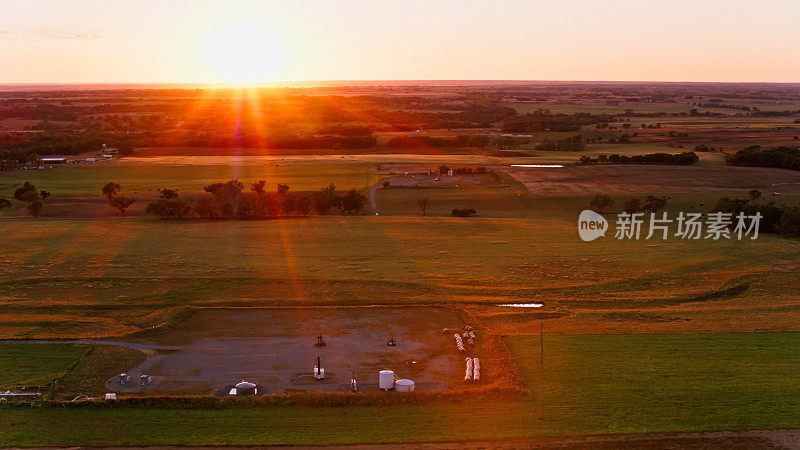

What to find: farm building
left=40, top=157, right=66, bottom=164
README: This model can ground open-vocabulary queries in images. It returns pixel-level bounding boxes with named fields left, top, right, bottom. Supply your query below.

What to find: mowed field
left=3, top=214, right=800, bottom=339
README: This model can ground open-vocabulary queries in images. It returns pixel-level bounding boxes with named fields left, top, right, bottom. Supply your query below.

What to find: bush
left=451, top=208, right=477, bottom=217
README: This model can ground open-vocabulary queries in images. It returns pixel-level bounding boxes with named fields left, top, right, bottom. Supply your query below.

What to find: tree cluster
left=502, top=111, right=610, bottom=133
left=536, top=135, right=585, bottom=152
left=387, top=135, right=491, bottom=149
left=144, top=180, right=366, bottom=220
left=12, top=181, right=50, bottom=217
left=579, top=152, right=699, bottom=165
left=710, top=190, right=798, bottom=235
left=727, top=146, right=800, bottom=171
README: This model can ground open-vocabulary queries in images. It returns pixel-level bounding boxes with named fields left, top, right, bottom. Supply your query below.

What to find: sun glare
left=201, top=23, right=286, bottom=84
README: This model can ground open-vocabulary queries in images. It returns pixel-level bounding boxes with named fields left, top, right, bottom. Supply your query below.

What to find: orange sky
left=1, top=0, right=799, bottom=84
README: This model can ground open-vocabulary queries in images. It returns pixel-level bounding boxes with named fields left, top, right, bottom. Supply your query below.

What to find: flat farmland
left=4, top=332, right=800, bottom=446
left=506, top=164, right=800, bottom=195
left=2, top=215, right=800, bottom=339
left=0, top=156, right=384, bottom=197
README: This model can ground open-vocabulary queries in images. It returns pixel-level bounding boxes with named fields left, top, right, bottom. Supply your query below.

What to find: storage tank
left=395, top=379, right=415, bottom=392
left=235, top=381, right=257, bottom=396
left=379, top=369, right=395, bottom=390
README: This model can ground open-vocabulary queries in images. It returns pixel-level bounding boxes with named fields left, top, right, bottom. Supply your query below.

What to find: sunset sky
left=1, top=0, right=799, bottom=84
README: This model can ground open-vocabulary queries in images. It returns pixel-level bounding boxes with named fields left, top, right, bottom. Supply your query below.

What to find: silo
left=395, top=379, right=415, bottom=392
left=379, top=369, right=395, bottom=390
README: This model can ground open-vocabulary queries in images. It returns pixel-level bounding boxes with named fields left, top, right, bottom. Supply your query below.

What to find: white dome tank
left=395, top=379, right=415, bottom=392
left=379, top=369, right=395, bottom=390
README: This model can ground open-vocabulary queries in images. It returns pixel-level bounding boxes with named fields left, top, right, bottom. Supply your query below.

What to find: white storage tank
left=379, top=369, right=395, bottom=390
left=395, top=379, right=415, bottom=392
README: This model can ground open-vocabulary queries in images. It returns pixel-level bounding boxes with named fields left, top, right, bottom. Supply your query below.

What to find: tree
left=102, top=182, right=135, bottom=216
left=779, top=206, right=800, bottom=236
left=343, top=189, right=366, bottom=214
left=251, top=180, right=266, bottom=195
left=277, top=184, right=290, bottom=196
left=203, top=179, right=243, bottom=219
left=146, top=191, right=193, bottom=219
left=18, top=190, right=39, bottom=203
left=102, top=182, right=121, bottom=199
left=623, top=197, right=642, bottom=214
left=0, top=198, right=11, bottom=211
left=158, top=188, right=178, bottom=200
left=14, top=181, right=37, bottom=200
left=589, top=194, right=615, bottom=214
left=417, top=196, right=429, bottom=215
left=27, top=199, right=43, bottom=217
left=297, top=196, right=312, bottom=216
left=313, top=183, right=337, bottom=214
left=748, top=189, right=762, bottom=204
left=108, top=195, right=136, bottom=216
left=642, top=195, right=667, bottom=214
left=335, top=196, right=347, bottom=215
left=39, top=190, right=50, bottom=200
left=117, top=142, right=135, bottom=156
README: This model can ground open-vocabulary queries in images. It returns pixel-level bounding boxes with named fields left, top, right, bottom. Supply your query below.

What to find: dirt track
left=106, top=307, right=470, bottom=395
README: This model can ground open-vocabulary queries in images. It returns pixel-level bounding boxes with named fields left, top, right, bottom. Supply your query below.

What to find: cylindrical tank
left=395, top=379, right=415, bottom=392
left=235, top=381, right=257, bottom=396
left=379, top=370, right=395, bottom=390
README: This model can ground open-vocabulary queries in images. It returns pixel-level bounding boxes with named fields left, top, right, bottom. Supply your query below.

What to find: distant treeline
left=578, top=152, right=699, bottom=165
left=727, top=145, right=800, bottom=171
left=158, top=132, right=378, bottom=149
left=0, top=131, right=114, bottom=163
left=536, top=135, right=585, bottom=152
left=387, top=135, right=491, bottom=149
left=502, top=110, right=611, bottom=133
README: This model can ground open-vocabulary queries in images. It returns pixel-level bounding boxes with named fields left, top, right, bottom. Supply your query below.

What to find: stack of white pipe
left=473, top=358, right=481, bottom=381
left=465, top=357, right=474, bottom=381
left=454, top=333, right=465, bottom=352
left=468, top=330, right=477, bottom=341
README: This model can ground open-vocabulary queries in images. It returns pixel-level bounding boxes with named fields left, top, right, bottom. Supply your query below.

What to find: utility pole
left=539, top=321, right=544, bottom=420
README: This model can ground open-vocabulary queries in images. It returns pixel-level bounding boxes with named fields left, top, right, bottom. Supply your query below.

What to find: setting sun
left=4, top=1, right=800, bottom=447
left=199, top=21, right=286, bottom=84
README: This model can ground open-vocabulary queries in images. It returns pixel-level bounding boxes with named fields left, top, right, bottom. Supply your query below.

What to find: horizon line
left=2, top=79, right=800, bottom=90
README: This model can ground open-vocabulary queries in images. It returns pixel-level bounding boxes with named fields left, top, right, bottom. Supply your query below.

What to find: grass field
left=2, top=215, right=800, bottom=338
left=0, top=157, right=383, bottom=197
left=507, top=332, right=800, bottom=434
left=3, top=152, right=800, bottom=445
left=3, top=332, right=800, bottom=446
left=0, top=343, right=88, bottom=390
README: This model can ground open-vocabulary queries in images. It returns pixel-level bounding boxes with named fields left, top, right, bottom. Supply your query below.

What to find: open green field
left=2, top=215, right=800, bottom=338
left=507, top=332, right=800, bottom=433
left=0, top=343, right=88, bottom=389
left=3, top=332, right=800, bottom=446
left=0, top=157, right=383, bottom=197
